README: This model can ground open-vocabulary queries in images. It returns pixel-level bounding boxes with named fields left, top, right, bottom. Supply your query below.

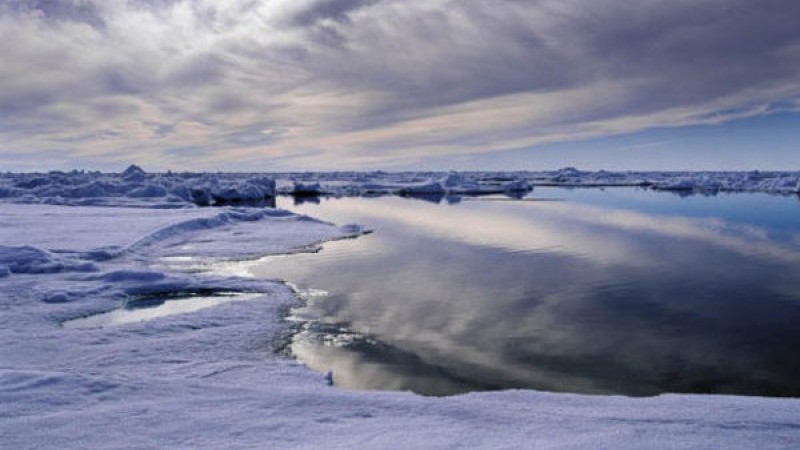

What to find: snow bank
left=0, top=201, right=363, bottom=383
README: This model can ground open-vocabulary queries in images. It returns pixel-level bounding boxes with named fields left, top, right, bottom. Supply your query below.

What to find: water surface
left=244, top=189, right=800, bottom=396
left=63, top=292, right=262, bottom=329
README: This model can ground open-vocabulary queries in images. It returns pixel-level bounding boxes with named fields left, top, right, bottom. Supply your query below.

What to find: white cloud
left=1, top=0, right=799, bottom=170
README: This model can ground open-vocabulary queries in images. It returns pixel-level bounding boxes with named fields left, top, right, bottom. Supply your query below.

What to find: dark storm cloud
left=0, top=0, right=799, bottom=170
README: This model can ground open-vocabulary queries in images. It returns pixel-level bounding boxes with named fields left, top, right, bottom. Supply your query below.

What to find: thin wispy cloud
left=1, top=0, right=799, bottom=170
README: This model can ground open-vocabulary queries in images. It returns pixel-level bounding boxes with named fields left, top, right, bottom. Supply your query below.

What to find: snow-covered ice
left=2, top=166, right=798, bottom=210
left=271, top=168, right=800, bottom=196
left=0, top=165, right=277, bottom=208
left=2, top=169, right=800, bottom=449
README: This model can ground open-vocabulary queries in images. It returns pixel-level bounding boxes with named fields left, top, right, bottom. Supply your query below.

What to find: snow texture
left=1, top=171, right=800, bottom=449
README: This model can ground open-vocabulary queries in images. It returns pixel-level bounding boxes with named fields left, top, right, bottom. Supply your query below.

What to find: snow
left=1, top=172, right=800, bottom=449
left=0, top=245, right=98, bottom=274
left=269, top=169, right=800, bottom=197
left=0, top=166, right=278, bottom=208
left=3, top=168, right=798, bottom=209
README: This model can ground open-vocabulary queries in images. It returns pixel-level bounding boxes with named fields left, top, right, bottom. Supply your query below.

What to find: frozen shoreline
left=2, top=170, right=800, bottom=449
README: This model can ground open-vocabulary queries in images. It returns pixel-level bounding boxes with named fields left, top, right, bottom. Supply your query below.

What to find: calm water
left=63, top=292, right=262, bottom=329
left=246, top=188, right=800, bottom=396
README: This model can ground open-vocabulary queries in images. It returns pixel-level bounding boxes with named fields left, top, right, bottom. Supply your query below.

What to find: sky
left=1, top=0, right=799, bottom=172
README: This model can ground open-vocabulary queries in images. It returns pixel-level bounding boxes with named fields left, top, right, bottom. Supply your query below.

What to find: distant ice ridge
left=534, top=167, right=800, bottom=194
left=3, top=167, right=797, bottom=207
left=276, top=171, right=533, bottom=197
left=0, top=165, right=277, bottom=207
left=286, top=169, right=800, bottom=196
left=269, top=169, right=798, bottom=197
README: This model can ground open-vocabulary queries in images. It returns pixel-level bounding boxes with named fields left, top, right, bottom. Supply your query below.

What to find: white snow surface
left=2, top=182, right=800, bottom=448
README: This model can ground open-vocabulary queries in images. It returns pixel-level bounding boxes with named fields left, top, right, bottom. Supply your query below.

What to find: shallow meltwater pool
left=63, top=292, right=263, bottom=329
left=248, top=188, right=800, bottom=397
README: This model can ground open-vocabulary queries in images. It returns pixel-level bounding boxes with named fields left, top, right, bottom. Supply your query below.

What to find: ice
left=399, top=180, right=448, bottom=195
left=503, top=178, right=531, bottom=192
left=0, top=245, right=98, bottom=274
left=290, top=181, right=325, bottom=196
left=2, top=169, right=798, bottom=210
left=126, top=184, right=169, bottom=198
left=0, top=166, right=278, bottom=207
left=1, top=172, right=800, bottom=449
left=271, top=170, right=800, bottom=197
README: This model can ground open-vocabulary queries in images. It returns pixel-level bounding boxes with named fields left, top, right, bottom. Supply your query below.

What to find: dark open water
left=249, top=188, right=800, bottom=396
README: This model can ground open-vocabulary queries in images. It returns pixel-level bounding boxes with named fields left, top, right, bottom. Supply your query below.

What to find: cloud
left=1, top=0, right=799, bottom=170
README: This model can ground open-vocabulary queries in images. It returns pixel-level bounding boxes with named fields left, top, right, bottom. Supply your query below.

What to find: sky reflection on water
left=244, top=189, right=800, bottom=396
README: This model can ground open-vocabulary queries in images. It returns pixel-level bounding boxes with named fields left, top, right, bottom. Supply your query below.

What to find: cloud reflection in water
left=249, top=193, right=800, bottom=396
